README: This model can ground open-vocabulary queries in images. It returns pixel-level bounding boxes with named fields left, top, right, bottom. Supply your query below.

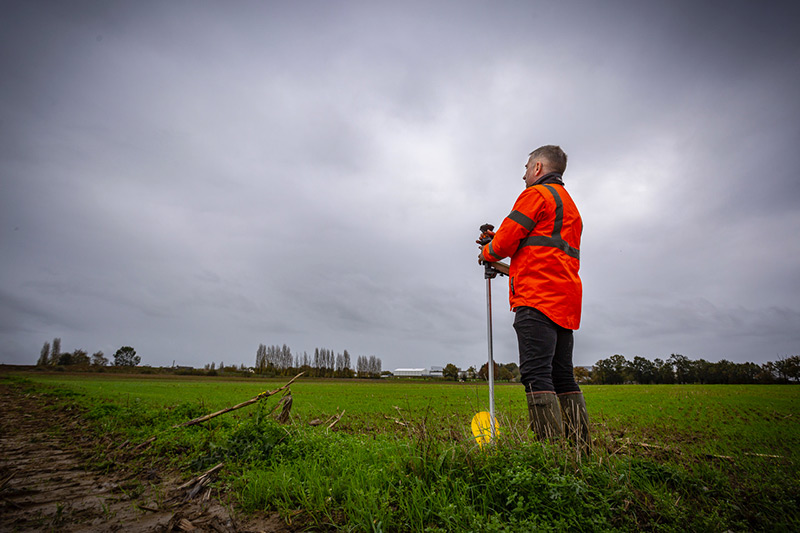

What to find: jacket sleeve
left=481, top=188, right=546, bottom=261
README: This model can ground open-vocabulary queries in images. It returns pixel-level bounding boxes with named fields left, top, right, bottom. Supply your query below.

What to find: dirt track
left=0, top=382, right=289, bottom=532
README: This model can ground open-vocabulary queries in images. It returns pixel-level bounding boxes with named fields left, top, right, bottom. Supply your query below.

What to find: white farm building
left=393, top=368, right=426, bottom=377
left=392, top=367, right=445, bottom=378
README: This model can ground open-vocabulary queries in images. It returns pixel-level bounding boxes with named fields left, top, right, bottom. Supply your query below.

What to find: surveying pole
left=477, top=224, right=509, bottom=441
left=484, top=262, right=497, bottom=440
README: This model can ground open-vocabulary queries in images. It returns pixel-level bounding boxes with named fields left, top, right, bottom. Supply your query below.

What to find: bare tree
left=335, top=353, right=344, bottom=377
left=71, top=349, right=90, bottom=365
left=37, top=341, right=50, bottom=366
left=51, top=338, right=61, bottom=365
left=92, top=351, right=108, bottom=366
left=255, top=344, right=267, bottom=374
left=343, top=349, right=352, bottom=376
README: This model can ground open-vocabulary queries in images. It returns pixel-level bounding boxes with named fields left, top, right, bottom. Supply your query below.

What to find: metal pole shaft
left=485, top=277, right=497, bottom=440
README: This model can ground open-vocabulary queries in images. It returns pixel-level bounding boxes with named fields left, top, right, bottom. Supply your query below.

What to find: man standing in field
left=479, top=145, right=589, bottom=447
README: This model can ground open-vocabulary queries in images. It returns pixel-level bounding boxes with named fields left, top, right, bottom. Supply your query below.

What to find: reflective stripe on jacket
left=481, top=181, right=582, bottom=330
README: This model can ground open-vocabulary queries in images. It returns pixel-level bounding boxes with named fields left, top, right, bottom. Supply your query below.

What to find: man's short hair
left=529, top=145, right=567, bottom=174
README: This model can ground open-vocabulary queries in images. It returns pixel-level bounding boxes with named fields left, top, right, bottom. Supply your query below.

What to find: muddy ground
left=0, top=382, right=297, bottom=532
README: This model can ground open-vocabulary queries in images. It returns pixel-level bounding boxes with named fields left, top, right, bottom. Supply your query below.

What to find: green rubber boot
left=558, top=392, right=590, bottom=451
left=526, top=391, right=564, bottom=441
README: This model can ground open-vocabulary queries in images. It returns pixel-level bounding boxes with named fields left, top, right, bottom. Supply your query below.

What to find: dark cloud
left=2, top=1, right=798, bottom=369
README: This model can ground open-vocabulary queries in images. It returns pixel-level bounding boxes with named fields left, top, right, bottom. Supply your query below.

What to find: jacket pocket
left=510, top=276, right=515, bottom=295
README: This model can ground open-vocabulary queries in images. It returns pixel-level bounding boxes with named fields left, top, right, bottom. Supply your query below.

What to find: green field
left=7, top=372, right=800, bottom=532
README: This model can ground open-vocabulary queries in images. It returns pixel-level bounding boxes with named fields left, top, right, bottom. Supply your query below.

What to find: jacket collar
left=530, top=172, right=564, bottom=187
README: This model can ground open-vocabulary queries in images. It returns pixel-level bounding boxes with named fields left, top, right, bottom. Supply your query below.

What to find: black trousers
left=513, top=306, right=581, bottom=394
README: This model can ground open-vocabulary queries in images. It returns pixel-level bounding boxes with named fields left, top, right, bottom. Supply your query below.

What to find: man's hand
left=477, top=223, right=495, bottom=264
left=476, top=229, right=495, bottom=246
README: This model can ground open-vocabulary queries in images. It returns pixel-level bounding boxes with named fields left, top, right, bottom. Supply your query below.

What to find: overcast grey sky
left=2, top=0, right=799, bottom=371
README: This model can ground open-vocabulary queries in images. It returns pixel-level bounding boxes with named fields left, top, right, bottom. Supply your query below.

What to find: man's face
left=523, top=158, right=541, bottom=188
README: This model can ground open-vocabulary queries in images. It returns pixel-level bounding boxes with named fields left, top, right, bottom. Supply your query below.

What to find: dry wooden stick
left=169, top=462, right=225, bottom=504
left=176, top=463, right=224, bottom=491
left=135, top=503, right=160, bottom=513
left=383, top=414, right=408, bottom=427
left=133, top=436, right=157, bottom=451
left=327, top=410, right=345, bottom=429
left=704, top=452, right=734, bottom=461
left=176, top=518, right=196, bottom=531
left=625, top=440, right=736, bottom=461
left=266, top=390, right=291, bottom=416
left=174, top=372, right=304, bottom=428
left=0, top=472, right=15, bottom=491
left=277, top=394, right=293, bottom=424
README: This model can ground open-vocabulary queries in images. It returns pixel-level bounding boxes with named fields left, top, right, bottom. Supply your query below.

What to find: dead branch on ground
left=174, top=372, right=304, bottom=428
left=327, top=410, right=345, bottom=430
left=168, top=462, right=224, bottom=504
left=383, top=414, right=408, bottom=427
left=133, top=435, right=157, bottom=451
left=308, top=410, right=345, bottom=429
left=277, top=394, right=293, bottom=424
left=623, top=439, right=743, bottom=461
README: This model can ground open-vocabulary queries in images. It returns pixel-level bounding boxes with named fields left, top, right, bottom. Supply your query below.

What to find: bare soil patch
left=0, top=382, right=291, bottom=532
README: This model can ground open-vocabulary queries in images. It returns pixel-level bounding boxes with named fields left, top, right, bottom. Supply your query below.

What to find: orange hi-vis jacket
left=481, top=178, right=582, bottom=330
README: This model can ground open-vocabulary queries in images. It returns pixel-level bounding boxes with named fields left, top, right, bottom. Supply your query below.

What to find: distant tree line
left=590, top=353, right=800, bottom=385
left=437, top=353, right=800, bottom=386
left=35, top=338, right=140, bottom=367
left=477, top=361, right=521, bottom=382
left=355, top=355, right=382, bottom=378
left=439, top=362, right=519, bottom=382
left=255, top=343, right=295, bottom=375
left=202, top=361, right=251, bottom=375
left=255, top=344, right=381, bottom=378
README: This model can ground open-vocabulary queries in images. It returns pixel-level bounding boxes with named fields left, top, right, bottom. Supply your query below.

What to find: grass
left=6, top=372, right=800, bottom=531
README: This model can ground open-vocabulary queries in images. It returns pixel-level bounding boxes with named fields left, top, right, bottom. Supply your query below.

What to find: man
left=479, top=145, right=589, bottom=446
